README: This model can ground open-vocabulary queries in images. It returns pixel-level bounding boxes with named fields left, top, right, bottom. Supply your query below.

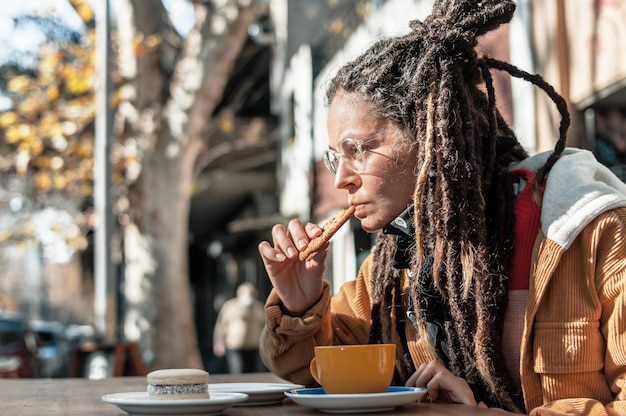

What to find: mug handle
left=309, top=357, right=322, bottom=385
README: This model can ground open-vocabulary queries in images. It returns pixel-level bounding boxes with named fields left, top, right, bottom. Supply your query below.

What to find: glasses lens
left=323, top=139, right=367, bottom=176
left=323, top=150, right=339, bottom=175
left=340, top=138, right=366, bottom=173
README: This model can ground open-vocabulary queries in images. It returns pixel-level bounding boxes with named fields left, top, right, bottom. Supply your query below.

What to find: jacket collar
left=382, top=205, right=415, bottom=269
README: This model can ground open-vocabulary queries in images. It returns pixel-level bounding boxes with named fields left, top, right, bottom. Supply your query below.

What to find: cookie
left=299, top=206, right=356, bottom=261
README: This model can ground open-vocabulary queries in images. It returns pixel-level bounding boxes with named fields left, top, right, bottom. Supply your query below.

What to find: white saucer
left=284, top=386, right=427, bottom=413
left=209, top=382, right=303, bottom=405
left=102, top=391, right=248, bottom=415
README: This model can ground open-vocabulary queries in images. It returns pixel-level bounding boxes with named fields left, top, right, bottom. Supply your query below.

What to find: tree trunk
left=117, top=0, right=261, bottom=369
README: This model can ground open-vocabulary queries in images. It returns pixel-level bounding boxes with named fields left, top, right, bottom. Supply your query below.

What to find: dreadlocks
left=325, top=0, right=571, bottom=412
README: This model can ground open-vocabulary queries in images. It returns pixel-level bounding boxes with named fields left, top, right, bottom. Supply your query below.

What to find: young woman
left=257, top=0, right=626, bottom=414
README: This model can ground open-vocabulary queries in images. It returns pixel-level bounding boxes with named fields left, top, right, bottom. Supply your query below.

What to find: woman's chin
left=359, top=219, right=383, bottom=233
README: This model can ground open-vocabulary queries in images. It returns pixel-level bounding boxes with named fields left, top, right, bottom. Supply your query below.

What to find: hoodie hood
left=510, top=148, right=626, bottom=249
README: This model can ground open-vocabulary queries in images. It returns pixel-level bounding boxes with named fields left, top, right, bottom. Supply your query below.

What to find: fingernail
left=286, top=247, right=295, bottom=257
left=275, top=253, right=286, bottom=261
left=297, top=239, right=307, bottom=250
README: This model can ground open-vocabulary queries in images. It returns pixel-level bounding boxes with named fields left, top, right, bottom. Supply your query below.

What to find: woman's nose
left=333, top=161, right=360, bottom=189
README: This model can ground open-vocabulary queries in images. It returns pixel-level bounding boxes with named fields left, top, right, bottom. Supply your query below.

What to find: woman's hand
left=257, top=219, right=327, bottom=316
left=406, top=359, right=478, bottom=407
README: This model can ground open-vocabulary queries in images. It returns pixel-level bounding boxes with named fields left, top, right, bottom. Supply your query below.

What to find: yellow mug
left=309, top=344, right=396, bottom=394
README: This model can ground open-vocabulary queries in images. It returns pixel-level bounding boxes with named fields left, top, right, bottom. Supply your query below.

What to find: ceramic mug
left=309, top=344, right=396, bottom=394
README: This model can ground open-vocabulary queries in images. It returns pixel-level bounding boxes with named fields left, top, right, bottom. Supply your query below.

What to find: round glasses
left=323, top=138, right=370, bottom=176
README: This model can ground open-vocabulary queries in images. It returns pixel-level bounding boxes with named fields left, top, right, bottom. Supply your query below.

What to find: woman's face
left=326, top=92, right=418, bottom=232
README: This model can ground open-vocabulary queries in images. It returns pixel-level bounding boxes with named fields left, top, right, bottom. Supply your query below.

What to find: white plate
left=284, top=386, right=427, bottom=413
left=209, top=382, right=303, bottom=406
left=102, top=391, right=248, bottom=415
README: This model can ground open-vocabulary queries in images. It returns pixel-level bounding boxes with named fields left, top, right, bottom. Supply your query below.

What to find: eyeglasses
left=323, top=138, right=371, bottom=176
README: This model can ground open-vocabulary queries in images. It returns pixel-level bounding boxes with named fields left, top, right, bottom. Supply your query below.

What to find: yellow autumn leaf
left=48, top=122, right=64, bottom=138
left=30, top=138, right=44, bottom=156
left=17, top=124, right=34, bottom=139
left=39, top=112, right=54, bottom=127
left=66, top=97, right=95, bottom=118
left=66, top=74, right=92, bottom=95
left=37, top=156, right=51, bottom=169
left=76, top=4, right=94, bottom=23
left=53, top=174, right=67, bottom=189
left=75, top=141, right=93, bottom=158
left=0, top=112, right=18, bottom=128
left=39, top=50, right=60, bottom=76
left=47, top=85, right=60, bottom=101
left=35, top=171, right=52, bottom=190
left=7, top=76, right=32, bottom=93
left=5, top=125, right=22, bottom=144
left=18, top=140, right=33, bottom=152
left=17, top=97, right=40, bottom=115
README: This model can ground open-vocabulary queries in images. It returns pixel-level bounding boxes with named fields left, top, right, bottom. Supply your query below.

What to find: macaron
left=146, top=368, right=210, bottom=399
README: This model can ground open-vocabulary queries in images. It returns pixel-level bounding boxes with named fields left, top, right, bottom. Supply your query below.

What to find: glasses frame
left=323, top=138, right=370, bottom=176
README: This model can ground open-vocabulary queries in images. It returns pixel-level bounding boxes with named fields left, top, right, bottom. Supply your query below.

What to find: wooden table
left=0, top=372, right=519, bottom=415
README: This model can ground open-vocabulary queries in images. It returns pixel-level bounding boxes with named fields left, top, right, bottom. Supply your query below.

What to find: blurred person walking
left=213, top=283, right=266, bottom=373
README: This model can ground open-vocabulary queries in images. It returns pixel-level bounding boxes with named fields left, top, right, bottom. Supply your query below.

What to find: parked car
left=30, top=320, right=71, bottom=378
left=0, top=313, right=39, bottom=378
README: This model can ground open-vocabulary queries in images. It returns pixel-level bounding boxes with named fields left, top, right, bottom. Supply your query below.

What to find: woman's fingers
left=271, top=222, right=299, bottom=259
left=257, top=240, right=286, bottom=262
left=406, top=360, right=477, bottom=407
left=263, top=220, right=323, bottom=261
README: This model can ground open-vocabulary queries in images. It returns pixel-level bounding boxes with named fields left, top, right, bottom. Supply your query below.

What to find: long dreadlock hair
left=325, top=0, right=571, bottom=412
